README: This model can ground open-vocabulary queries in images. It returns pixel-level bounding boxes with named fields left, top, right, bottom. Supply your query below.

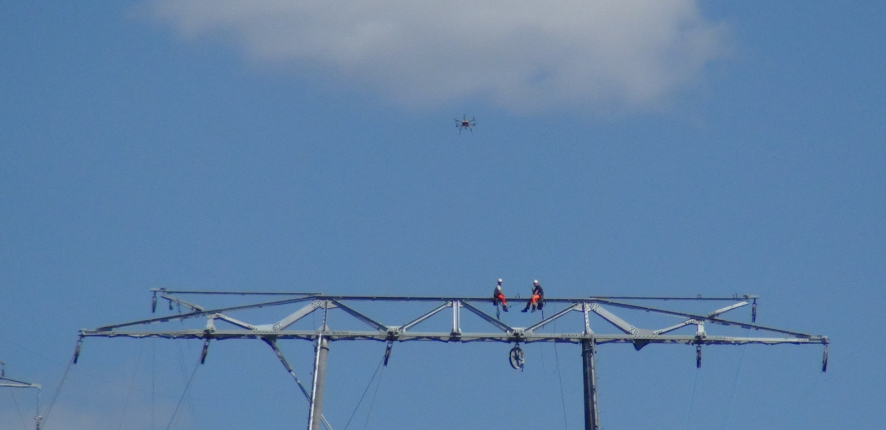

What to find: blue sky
left=1, top=2, right=884, bottom=429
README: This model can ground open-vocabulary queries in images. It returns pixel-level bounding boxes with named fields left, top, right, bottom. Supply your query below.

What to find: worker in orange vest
left=492, top=278, right=509, bottom=312
left=522, top=280, right=545, bottom=313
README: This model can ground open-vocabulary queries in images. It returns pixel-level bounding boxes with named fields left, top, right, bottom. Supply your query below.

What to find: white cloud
left=148, top=1, right=727, bottom=113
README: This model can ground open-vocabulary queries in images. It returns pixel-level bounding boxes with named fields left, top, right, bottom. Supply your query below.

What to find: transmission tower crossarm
left=597, top=300, right=818, bottom=338
left=0, top=376, right=41, bottom=389
left=151, top=291, right=758, bottom=302
left=79, top=328, right=826, bottom=347
left=97, top=295, right=317, bottom=331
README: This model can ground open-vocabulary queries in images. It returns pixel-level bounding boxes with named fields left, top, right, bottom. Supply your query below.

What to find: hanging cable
left=343, top=356, right=385, bottom=430
left=164, top=359, right=201, bottom=430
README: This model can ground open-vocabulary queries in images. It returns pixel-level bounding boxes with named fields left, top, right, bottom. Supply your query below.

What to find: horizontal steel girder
left=79, top=329, right=827, bottom=346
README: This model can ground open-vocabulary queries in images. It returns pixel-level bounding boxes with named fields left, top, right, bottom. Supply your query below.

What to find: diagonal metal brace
left=526, top=304, right=581, bottom=333
left=707, top=301, right=749, bottom=318
left=262, top=338, right=334, bottom=430
left=654, top=319, right=701, bottom=335
left=330, top=300, right=388, bottom=332
left=400, top=302, right=450, bottom=332
left=273, top=301, right=323, bottom=331
left=160, top=294, right=205, bottom=312
left=589, top=303, right=650, bottom=335
left=460, top=301, right=515, bottom=333
left=213, top=313, right=257, bottom=330
left=96, top=296, right=318, bottom=332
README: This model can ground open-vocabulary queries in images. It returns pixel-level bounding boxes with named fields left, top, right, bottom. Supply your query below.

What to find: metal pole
left=308, top=335, right=330, bottom=430
left=582, top=338, right=600, bottom=430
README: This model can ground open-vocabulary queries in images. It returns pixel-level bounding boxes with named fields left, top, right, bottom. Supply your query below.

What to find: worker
left=522, top=280, right=545, bottom=313
left=492, top=278, right=509, bottom=312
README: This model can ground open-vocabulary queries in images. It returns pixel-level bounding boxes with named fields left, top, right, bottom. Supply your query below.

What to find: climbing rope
left=343, top=355, right=385, bottom=430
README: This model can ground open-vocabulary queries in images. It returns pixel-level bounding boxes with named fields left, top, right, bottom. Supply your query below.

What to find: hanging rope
left=538, top=310, right=559, bottom=375
left=343, top=356, right=385, bottom=430
left=721, top=328, right=751, bottom=427
left=40, top=340, right=79, bottom=429
left=117, top=343, right=145, bottom=430
left=8, top=390, right=30, bottom=430
left=164, top=359, right=201, bottom=430
left=682, top=367, right=700, bottom=430
left=362, top=364, right=386, bottom=430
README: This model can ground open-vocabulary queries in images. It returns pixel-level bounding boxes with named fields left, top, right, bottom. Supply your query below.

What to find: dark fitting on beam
left=696, top=345, right=702, bottom=368
left=200, top=339, right=210, bottom=364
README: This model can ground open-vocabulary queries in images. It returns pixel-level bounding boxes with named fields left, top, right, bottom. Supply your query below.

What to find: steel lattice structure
left=0, top=361, right=42, bottom=430
left=77, top=289, right=829, bottom=430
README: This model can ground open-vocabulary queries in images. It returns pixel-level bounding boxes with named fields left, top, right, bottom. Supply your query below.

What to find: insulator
left=200, top=340, right=210, bottom=364
left=822, top=345, right=829, bottom=373
left=73, top=338, right=83, bottom=364
left=383, top=340, right=393, bottom=367
left=696, top=345, right=702, bottom=368
left=151, top=294, right=157, bottom=313
left=752, top=300, right=758, bottom=323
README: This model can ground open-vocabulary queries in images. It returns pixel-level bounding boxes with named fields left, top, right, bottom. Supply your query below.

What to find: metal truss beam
left=80, top=291, right=828, bottom=430
left=79, top=328, right=825, bottom=346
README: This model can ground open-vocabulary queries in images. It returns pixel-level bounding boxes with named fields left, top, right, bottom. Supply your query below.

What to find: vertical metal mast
left=581, top=339, right=600, bottom=430
left=308, top=335, right=330, bottom=430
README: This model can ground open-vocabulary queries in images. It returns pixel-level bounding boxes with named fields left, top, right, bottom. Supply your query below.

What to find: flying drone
left=455, top=115, right=476, bottom=134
